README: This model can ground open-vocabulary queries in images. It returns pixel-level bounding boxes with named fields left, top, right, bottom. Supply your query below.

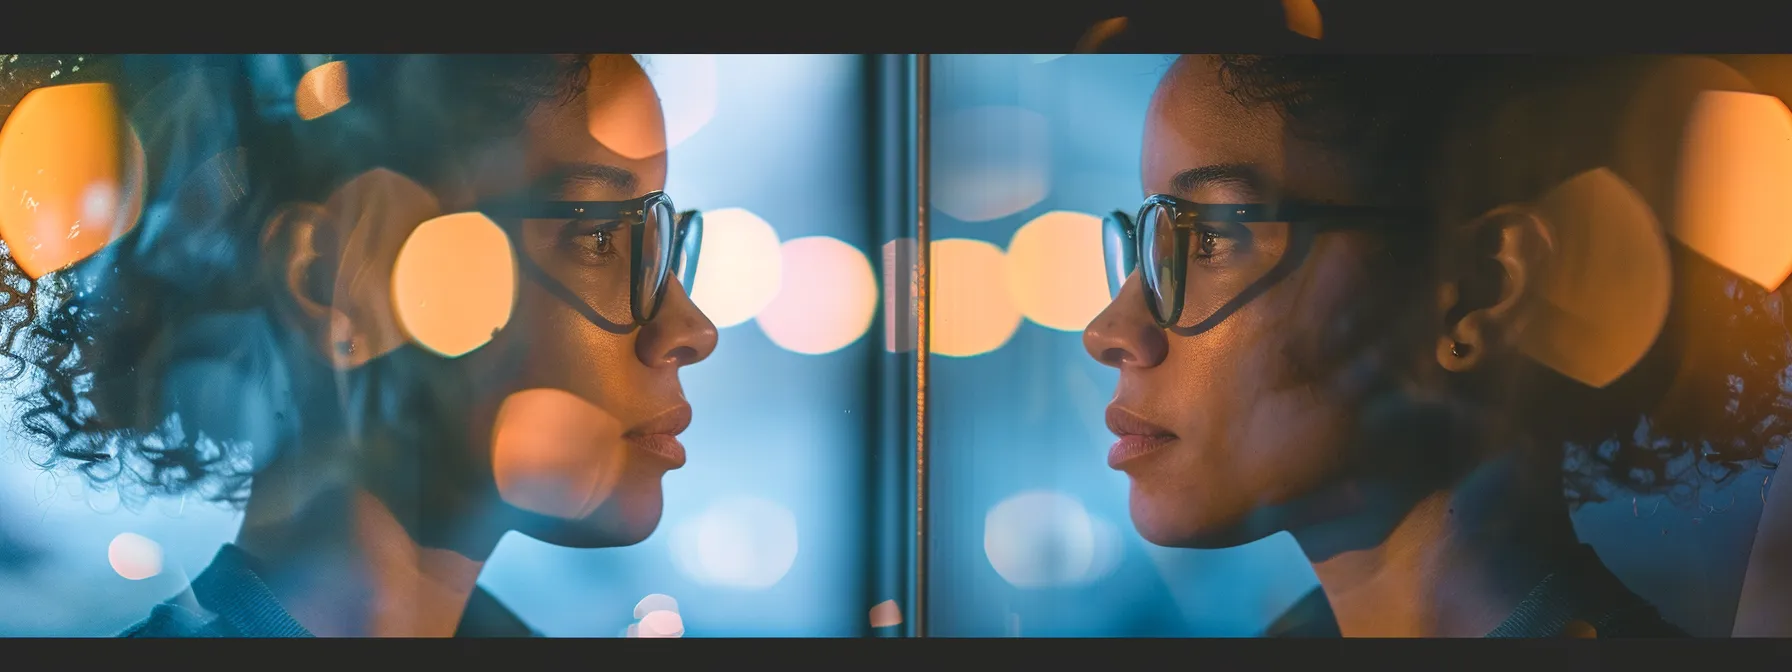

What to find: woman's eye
left=591, top=229, right=615, bottom=255
left=1197, top=231, right=1218, bottom=255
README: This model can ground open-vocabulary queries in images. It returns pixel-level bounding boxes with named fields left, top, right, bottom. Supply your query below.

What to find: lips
left=626, top=404, right=692, bottom=470
left=1105, top=405, right=1176, bottom=470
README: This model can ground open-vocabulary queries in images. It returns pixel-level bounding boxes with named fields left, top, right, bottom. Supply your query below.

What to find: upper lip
left=628, top=404, right=692, bottom=437
left=1106, top=406, right=1175, bottom=438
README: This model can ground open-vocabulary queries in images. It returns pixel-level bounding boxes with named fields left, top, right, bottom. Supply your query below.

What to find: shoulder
left=118, top=602, right=233, bottom=638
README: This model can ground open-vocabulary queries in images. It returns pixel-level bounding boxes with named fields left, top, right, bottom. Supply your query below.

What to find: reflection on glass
left=0, top=54, right=885, bottom=638
left=933, top=53, right=1790, bottom=638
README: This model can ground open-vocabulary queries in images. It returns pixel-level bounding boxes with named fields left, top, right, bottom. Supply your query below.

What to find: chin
left=515, top=477, right=666, bottom=549
left=1128, top=486, right=1276, bottom=549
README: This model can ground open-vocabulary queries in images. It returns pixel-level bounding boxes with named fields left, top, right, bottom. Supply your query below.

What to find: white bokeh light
left=634, top=593, right=679, bottom=619
left=932, top=106, right=1051, bottom=223
left=756, top=236, right=879, bottom=355
left=639, top=55, right=720, bottom=151
left=688, top=208, right=783, bottom=328
left=669, top=496, right=800, bottom=589
left=984, top=491, right=1122, bottom=588
left=107, top=532, right=163, bottom=581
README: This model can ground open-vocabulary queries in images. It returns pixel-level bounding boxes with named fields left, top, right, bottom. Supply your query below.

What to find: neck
left=1290, top=454, right=1579, bottom=637
left=234, top=462, right=501, bottom=638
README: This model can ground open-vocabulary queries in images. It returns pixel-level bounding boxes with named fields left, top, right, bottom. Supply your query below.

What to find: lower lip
left=627, top=434, right=686, bottom=470
left=1108, top=435, right=1175, bottom=470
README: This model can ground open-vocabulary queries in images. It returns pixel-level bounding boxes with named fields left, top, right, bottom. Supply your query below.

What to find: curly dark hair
left=0, top=54, right=614, bottom=508
left=1207, top=54, right=1785, bottom=508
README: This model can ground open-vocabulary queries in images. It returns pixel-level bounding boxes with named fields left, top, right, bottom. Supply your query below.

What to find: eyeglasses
left=482, top=191, right=701, bottom=332
left=1103, top=194, right=1412, bottom=332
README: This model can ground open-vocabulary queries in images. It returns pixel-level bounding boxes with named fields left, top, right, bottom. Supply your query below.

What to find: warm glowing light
left=639, top=55, right=719, bottom=150
left=933, top=107, right=1051, bottom=223
left=490, top=389, right=628, bottom=520
left=1674, top=90, right=1792, bottom=291
left=931, top=239, right=1023, bottom=357
left=1281, top=0, right=1324, bottom=39
left=688, top=208, right=783, bottom=328
left=1521, top=168, right=1671, bottom=389
left=294, top=61, right=350, bottom=121
left=869, top=599, right=903, bottom=628
left=882, top=238, right=919, bottom=353
left=1006, top=211, right=1112, bottom=331
left=108, top=532, right=163, bottom=581
left=1073, top=17, right=1130, bottom=53
left=756, top=236, right=879, bottom=355
left=0, top=83, right=145, bottom=279
left=587, top=58, right=668, bottom=160
left=984, top=491, right=1122, bottom=588
left=669, top=497, right=800, bottom=589
left=638, top=610, right=685, bottom=638
left=391, top=212, right=516, bottom=358
left=634, top=593, right=679, bottom=618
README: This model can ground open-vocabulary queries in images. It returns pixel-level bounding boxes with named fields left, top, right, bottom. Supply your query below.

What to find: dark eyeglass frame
left=481, top=191, right=702, bottom=331
left=1105, top=194, right=1414, bottom=330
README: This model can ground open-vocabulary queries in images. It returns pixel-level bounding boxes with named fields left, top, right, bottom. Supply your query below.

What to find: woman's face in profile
left=311, top=56, right=718, bottom=548
left=1083, top=56, right=1394, bottom=549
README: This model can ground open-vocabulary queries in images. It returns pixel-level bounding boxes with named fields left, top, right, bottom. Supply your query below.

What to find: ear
left=1435, top=204, right=1552, bottom=373
left=259, top=203, right=376, bottom=370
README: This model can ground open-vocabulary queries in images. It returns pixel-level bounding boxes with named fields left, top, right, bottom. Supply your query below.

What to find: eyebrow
left=533, top=162, right=639, bottom=196
left=1168, top=163, right=1272, bottom=200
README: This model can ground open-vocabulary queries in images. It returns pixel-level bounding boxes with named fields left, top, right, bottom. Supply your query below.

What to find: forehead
left=466, top=57, right=669, bottom=204
left=1143, top=56, right=1364, bottom=204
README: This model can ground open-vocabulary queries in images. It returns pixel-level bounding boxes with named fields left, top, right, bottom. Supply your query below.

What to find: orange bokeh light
left=490, top=388, right=627, bottom=521
left=295, top=60, right=350, bottom=121
left=1005, top=211, right=1112, bottom=332
left=1674, top=90, right=1792, bottom=291
left=0, top=83, right=145, bottom=279
left=391, top=212, right=516, bottom=358
left=930, top=238, right=1022, bottom=357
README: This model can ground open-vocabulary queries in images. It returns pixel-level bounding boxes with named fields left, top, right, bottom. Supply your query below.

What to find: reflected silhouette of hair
left=1209, top=54, right=1785, bottom=508
left=0, top=54, right=617, bottom=507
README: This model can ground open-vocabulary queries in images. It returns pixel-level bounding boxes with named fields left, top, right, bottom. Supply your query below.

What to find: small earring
left=335, top=340, right=355, bottom=357
left=1450, top=341, right=1471, bottom=358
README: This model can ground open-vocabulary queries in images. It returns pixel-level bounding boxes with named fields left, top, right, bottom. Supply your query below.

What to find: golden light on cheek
left=490, top=388, right=627, bottom=520
left=390, top=212, right=517, bottom=358
left=294, top=60, right=350, bottom=121
left=586, top=60, right=668, bottom=161
left=0, top=83, right=145, bottom=279
left=1673, top=90, right=1792, bottom=291
left=930, top=238, right=1022, bottom=357
left=1005, top=211, right=1111, bottom=331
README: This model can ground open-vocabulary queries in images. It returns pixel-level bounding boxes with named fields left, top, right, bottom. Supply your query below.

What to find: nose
left=1083, top=272, right=1168, bottom=369
left=636, top=278, right=718, bottom=368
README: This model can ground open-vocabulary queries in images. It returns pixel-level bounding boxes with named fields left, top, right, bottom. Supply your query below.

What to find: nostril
left=664, top=346, right=699, bottom=366
left=1100, top=347, right=1131, bottom=367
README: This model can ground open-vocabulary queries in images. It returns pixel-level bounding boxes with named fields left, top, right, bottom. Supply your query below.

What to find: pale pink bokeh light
left=756, top=236, right=879, bottom=355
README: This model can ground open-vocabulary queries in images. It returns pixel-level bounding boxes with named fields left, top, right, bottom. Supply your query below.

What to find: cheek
left=485, top=285, right=644, bottom=402
left=489, top=388, right=629, bottom=520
